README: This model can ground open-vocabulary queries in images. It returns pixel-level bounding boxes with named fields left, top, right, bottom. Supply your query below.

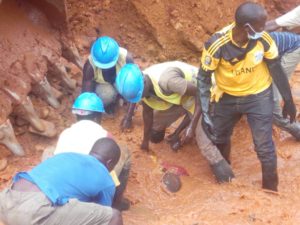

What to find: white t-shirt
left=276, top=5, right=300, bottom=29
left=54, top=120, right=109, bottom=155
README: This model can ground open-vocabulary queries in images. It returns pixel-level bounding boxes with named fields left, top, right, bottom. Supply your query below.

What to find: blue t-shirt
left=14, top=153, right=115, bottom=206
left=270, top=32, right=300, bottom=56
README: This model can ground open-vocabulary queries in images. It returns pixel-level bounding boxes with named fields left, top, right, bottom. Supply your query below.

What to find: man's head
left=90, top=138, right=121, bottom=171
left=115, top=63, right=144, bottom=103
left=235, top=2, right=267, bottom=40
left=72, top=92, right=105, bottom=123
left=91, top=36, right=120, bottom=69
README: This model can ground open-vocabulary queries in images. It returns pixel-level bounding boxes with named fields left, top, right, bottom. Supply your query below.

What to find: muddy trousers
left=150, top=105, right=189, bottom=143
left=272, top=48, right=300, bottom=139
left=195, top=117, right=234, bottom=182
left=211, top=86, right=278, bottom=191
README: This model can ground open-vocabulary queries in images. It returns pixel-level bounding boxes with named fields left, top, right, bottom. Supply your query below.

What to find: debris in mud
left=161, top=161, right=189, bottom=176
left=0, top=158, right=7, bottom=171
left=162, top=172, right=182, bottom=193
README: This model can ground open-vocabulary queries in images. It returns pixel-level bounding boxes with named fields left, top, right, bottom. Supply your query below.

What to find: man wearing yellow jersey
left=196, top=2, right=296, bottom=191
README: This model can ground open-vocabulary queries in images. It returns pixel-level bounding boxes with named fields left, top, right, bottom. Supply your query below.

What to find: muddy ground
left=1, top=0, right=300, bottom=224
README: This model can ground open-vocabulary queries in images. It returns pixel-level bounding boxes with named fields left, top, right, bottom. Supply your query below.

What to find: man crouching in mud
left=192, top=2, right=297, bottom=191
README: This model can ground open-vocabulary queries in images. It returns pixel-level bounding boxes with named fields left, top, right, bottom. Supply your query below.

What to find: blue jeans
left=212, top=85, right=276, bottom=168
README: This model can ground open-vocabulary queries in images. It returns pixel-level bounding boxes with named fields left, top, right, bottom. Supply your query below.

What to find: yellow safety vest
left=88, top=47, right=128, bottom=84
left=142, top=61, right=198, bottom=114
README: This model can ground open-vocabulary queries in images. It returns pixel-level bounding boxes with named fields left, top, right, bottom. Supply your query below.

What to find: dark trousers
left=212, top=86, right=278, bottom=190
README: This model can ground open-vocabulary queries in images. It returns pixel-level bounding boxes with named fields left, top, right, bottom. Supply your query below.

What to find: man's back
left=14, top=153, right=115, bottom=206
left=54, top=120, right=109, bottom=155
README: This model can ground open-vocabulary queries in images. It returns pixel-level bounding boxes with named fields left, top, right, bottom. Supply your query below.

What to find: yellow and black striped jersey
left=200, top=23, right=278, bottom=96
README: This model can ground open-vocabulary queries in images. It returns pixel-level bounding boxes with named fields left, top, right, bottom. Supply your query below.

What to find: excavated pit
left=1, top=0, right=300, bottom=224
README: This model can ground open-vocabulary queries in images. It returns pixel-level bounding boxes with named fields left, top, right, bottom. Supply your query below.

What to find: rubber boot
left=261, top=162, right=278, bottom=191
left=273, top=114, right=300, bottom=140
left=216, top=142, right=231, bottom=164
left=112, top=164, right=131, bottom=211
left=211, top=159, right=235, bottom=183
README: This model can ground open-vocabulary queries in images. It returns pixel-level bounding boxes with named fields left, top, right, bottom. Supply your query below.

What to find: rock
left=35, top=144, right=45, bottom=152
left=29, top=119, right=57, bottom=138
left=162, top=172, right=182, bottom=193
left=40, top=107, right=50, bottom=119
left=0, top=158, right=8, bottom=171
left=15, top=117, right=29, bottom=127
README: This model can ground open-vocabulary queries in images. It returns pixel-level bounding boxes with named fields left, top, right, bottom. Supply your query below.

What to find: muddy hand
left=283, top=100, right=296, bottom=123
left=181, top=127, right=194, bottom=145
left=120, top=117, right=132, bottom=132
left=0, top=119, right=25, bottom=156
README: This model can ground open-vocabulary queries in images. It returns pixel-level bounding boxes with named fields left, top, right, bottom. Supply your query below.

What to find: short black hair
left=235, top=2, right=266, bottom=26
left=90, top=138, right=121, bottom=168
left=76, top=112, right=102, bottom=122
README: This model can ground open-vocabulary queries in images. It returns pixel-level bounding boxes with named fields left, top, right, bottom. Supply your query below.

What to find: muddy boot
left=216, top=142, right=231, bottom=164
left=211, top=159, right=235, bottom=183
left=273, top=114, right=300, bottom=140
left=0, top=119, right=25, bottom=156
left=261, top=162, right=278, bottom=191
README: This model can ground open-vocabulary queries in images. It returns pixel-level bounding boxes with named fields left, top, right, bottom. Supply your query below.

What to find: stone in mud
left=29, top=119, right=57, bottom=138
left=162, top=172, right=182, bottom=193
left=0, top=158, right=8, bottom=171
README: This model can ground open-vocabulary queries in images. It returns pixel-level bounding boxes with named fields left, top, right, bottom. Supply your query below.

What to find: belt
left=12, top=178, right=41, bottom=192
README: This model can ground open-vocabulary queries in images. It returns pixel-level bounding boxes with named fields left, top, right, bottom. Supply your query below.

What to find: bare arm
left=141, top=102, right=153, bottom=150
left=82, top=60, right=96, bottom=92
left=120, top=103, right=136, bottom=131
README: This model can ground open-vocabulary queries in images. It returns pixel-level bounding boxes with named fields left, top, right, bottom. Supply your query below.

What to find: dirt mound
left=66, top=0, right=300, bottom=64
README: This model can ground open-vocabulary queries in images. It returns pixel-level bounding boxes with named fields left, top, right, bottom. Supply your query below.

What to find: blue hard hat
left=72, top=92, right=105, bottom=114
left=91, top=36, right=120, bottom=69
left=116, top=64, right=144, bottom=103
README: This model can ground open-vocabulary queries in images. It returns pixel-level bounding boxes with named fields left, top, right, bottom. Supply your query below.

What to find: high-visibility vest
left=88, top=47, right=127, bottom=84
left=142, top=61, right=198, bottom=114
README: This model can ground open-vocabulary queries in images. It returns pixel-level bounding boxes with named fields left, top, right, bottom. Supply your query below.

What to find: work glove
left=282, top=100, right=297, bottom=123
left=266, top=59, right=297, bottom=124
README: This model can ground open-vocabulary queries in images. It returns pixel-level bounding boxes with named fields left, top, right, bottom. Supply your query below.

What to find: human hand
left=120, top=116, right=132, bottom=132
left=283, top=100, right=297, bottom=123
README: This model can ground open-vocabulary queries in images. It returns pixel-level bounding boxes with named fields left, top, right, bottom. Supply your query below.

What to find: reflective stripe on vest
left=142, top=61, right=197, bottom=113
left=88, top=47, right=128, bottom=84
